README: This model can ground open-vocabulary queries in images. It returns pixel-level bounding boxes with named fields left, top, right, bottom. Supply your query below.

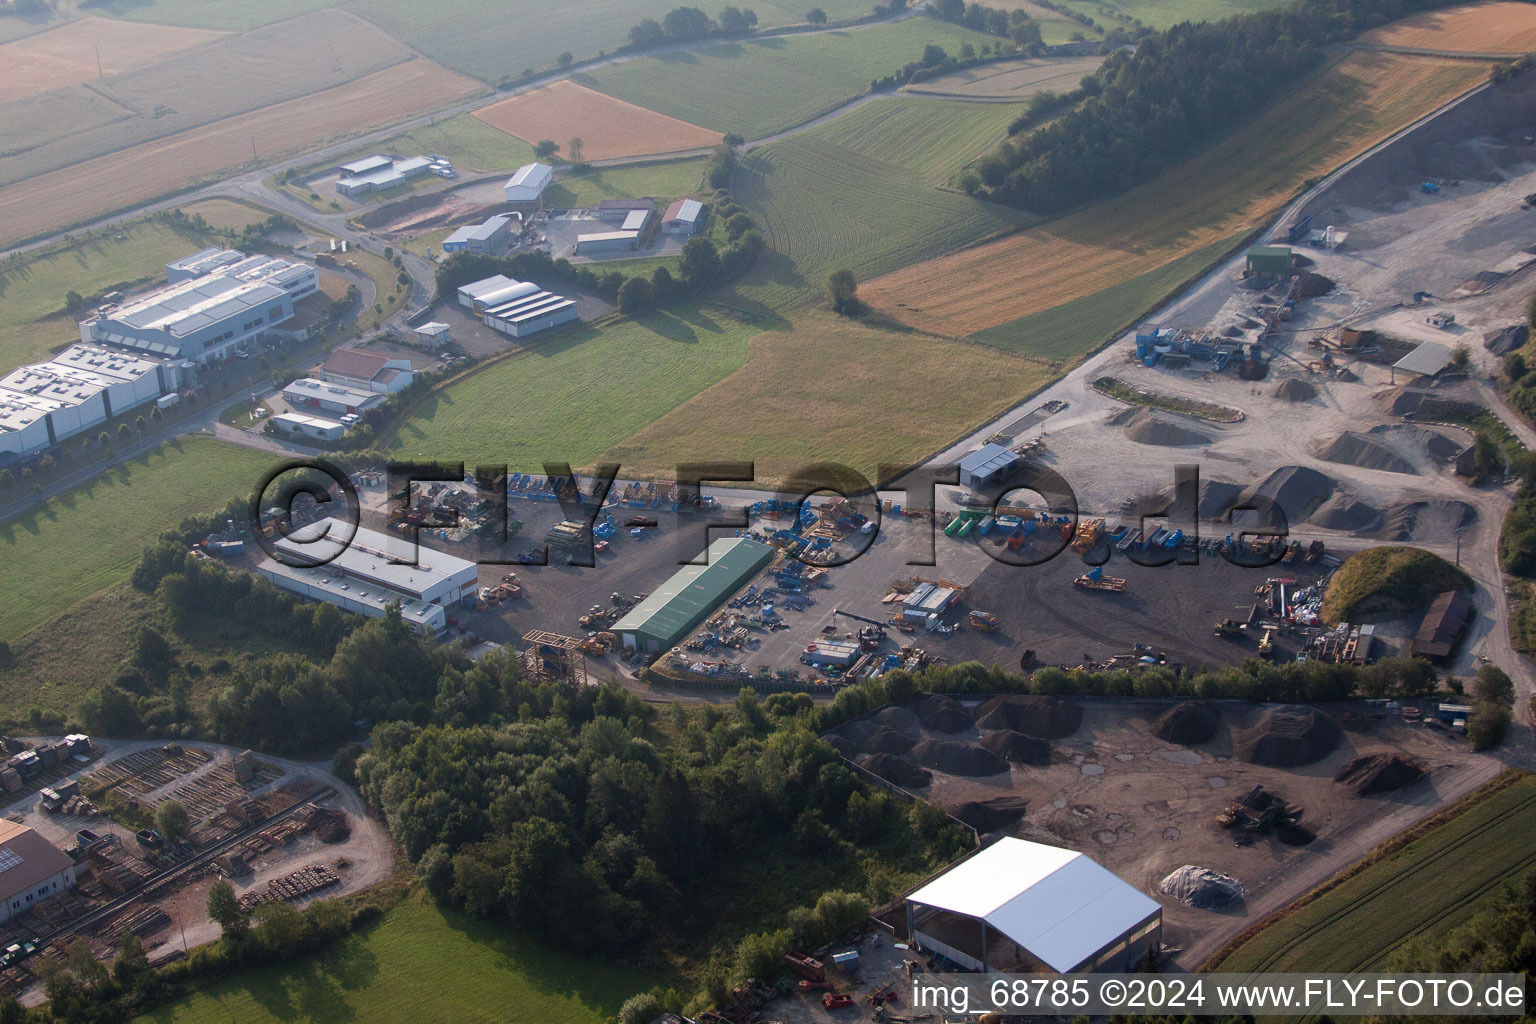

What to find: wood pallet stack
left=236, top=864, right=339, bottom=912
left=96, top=906, right=170, bottom=945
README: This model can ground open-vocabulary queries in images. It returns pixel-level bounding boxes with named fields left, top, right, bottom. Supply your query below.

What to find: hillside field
left=135, top=898, right=648, bottom=1024
left=0, top=59, right=482, bottom=248
left=1211, top=773, right=1536, bottom=973
left=0, top=437, right=278, bottom=641
left=579, top=18, right=998, bottom=139
left=606, top=312, right=1056, bottom=483
left=474, top=81, right=721, bottom=161
left=903, top=55, right=1105, bottom=98
left=862, top=51, right=1489, bottom=351
left=389, top=304, right=766, bottom=469
left=1358, top=1, right=1536, bottom=53
left=332, top=112, right=536, bottom=175
left=0, top=16, right=225, bottom=104
left=733, top=96, right=1030, bottom=312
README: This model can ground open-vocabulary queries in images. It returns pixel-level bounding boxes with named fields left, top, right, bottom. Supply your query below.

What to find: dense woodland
left=977, top=0, right=1473, bottom=213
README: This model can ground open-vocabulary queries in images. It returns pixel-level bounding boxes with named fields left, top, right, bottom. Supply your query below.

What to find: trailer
left=1073, top=567, right=1126, bottom=592
left=784, top=952, right=826, bottom=982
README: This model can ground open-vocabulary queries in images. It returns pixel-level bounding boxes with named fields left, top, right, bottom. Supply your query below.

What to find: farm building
left=662, top=199, right=704, bottom=236
left=1244, top=245, right=1293, bottom=277
left=503, top=162, right=553, bottom=204
left=612, top=537, right=774, bottom=655
left=336, top=155, right=392, bottom=177
left=414, top=322, right=452, bottom=347
left=458, top=275, right=579, bottom=338
left=575, top=230, right=638, bottom=255
left=596, top=198, right=655, bottom=223
left=319, top=347, right=414, bottom=394
left=904, top=837, right=1162, bottom=974
left=336, top=155, right=433, bottom=195
left=283, top=378, right=385, bottom=417
left=81, top=249, right=318, bottom=363
left=273, top=412, right=346, bottom=442
left=0, top=821, right=77, bottom=924
left=0, top=344, right=172, bottom=457
left=442, top=214, right=514, bottom=255
left=958, top=442, right=1020, bottom=489
left=257, top=518, right=479, bottom=633
left=1410, top=589, right=1473, bottom=663
left=1392, top=341, right=1456, bottom=380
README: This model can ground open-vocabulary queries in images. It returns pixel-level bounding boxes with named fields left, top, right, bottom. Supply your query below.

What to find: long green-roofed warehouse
left=613, top=536, right=774, bottom=655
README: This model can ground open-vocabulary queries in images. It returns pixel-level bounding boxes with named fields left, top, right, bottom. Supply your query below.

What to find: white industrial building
left=257, top=518, right=479, bottom=633
left=0, top=821, right=77, bottom=924
left=414, top=322, right=452, bottom=347
left=905, top=838, right=1162, bottom=974
left=273, top=412, right=346, bottom=442
left=318, top=347, right=414, bottom=394
left=596, top=198, right=655, bottom=223
left=662, top=198, right=704, bottom=236
left=336, top=155, right=433, bottom=195
left=283, top=378, right=385, bottom=417
left=80, top=249, right=318, bottom=364
left=902, top=582, right=957, bottom=624
left=575, top=229, right=639, bottom=255
left=958, top=442, right=1020, bottom=490
left=442, top=214, right=514, bottom=255
left=0, top=344, right=171, bottom=456
left=457, top=275, right=579, bottom=338
left=503, top=162, right=552, bottom=204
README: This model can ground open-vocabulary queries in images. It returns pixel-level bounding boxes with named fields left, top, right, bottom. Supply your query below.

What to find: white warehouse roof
left=504, top=162, right=552, bottom=196
left=908, top=838, right=1161, bottom=973
left=958, top=442, right=1019, bottom=478
left=1393, top=341, right=1455, bottom=377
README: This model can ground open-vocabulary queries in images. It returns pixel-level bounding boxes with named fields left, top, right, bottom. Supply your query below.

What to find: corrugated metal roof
left=1393, top=341, right=1455, bottom=377
left=612, top=537, right=773, bottom=645
left=664, top=198, right=703, bottom=224
left=958, top=442, right=1019, bottom=477
left=908, top=838, right=1160, bottom=972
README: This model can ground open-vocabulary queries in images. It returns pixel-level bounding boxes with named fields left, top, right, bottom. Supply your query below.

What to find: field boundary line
left=1201, top=769, right=1530, bottom=970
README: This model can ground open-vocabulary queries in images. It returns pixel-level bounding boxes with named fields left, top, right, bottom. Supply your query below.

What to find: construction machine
left=1258, top=627, right=1275, bottom=658
left=1214, top=618, right=1243, bottom=638
left=1073, top=567, right=1126, bottom=592
left=1217, top=785, right=1303, bottom=833
left=969, top=610, right=999, bottom=632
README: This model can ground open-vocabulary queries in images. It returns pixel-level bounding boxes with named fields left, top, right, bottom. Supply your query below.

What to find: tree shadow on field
left=636, top=309, right=706, bottom=343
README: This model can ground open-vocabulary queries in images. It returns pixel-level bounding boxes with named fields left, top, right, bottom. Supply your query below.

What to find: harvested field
left=908, top=739, right=1009, bottom=777
left=1161, top=865, right=1244, bottom=909
left=473, top=81, right=721, bottom=161
left=903, top=56, right=1104, bottom=99
left=954, top=796, right=1029, bottom=832
left=1234, top=705, right=1342, bottom=767
left=975, top=695, right=1082, bottom=739
left=1357, top=1, right=1536, bottom=53
left=979, top=730, right=1052, bottom=766
left=860, top=753, right=932, bottom=788
left=0, top=59, right=482, bottom=247
left=1314, top=430, right=1416, bottom=474
left=0, top=17, right=225, bottom=104
left=1112, top=406, right=1212, bottom=447
left=1335, top=753, right=1427, bottom=795
left=862, top=52, right=1488, bottom=343
left=1151, top=703, right=1220, bottom=746
left=914, top=695, right=972, bottom=733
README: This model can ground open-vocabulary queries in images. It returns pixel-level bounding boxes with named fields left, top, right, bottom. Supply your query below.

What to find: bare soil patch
left=1358, top=1, right=1536, bottom=53
left=473, top=80, right=721, bottom=161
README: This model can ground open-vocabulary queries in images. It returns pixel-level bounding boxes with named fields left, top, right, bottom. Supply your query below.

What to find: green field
left=733, top=127, right=1029, bottom=313
left=1048, top=0, right=1291, bottom=31
left=547, top=158, right=708, bottom=209
left=389, top=303, right=766, bottom=468
left=353, top=0, right=876, bottom=83
left=137, top=899, right=648, bottom=1024
left=334, top=112, right=536, bottom=176
left=579, top=19, right=999, bottom=139
left=800, top=95, right=1019, bottom=184
left=1212, top=773, right=1536, bottom=973
left=0, top=437, right=277, bottom=642
left=0, top=217, right=214, bottom=371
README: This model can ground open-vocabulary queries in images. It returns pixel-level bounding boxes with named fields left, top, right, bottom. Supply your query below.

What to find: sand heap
left=1310, top=494, right=1386, bottom=533
left=975, top=695, right=1082, bottom=739
left=1111, top=406, right=1212, bottom=447
left=953, top=796, right=1028, bottom=833
left=1160, top=865, right=1244, bottom=909
left=1296, top=272, right=1335, bottom=298
left=1484, top=324, right=1529, bottom=355
left=1273, top=378, right=1318, bottom=402
left=1234, top=705, right=1341, bottom=767
left=1314, top=431, right=1416, bottom=475
left=1237, top=466, right=1336, bottom=525
left=980, top=730, right=1052, bottom=766
left=1336, top=368, right=1358, bottom=382
left=1155, top=478, right=1244, bottom=520
left=915, top=695, right=972, bottom=733
left=909, top=739, right=1009, bottom=777
left=860, top=753, right=932, bottom=788
left=1377, top=387, right=1482, bottom=421
left=869, top=706, right=921, bottom=732
left=1384, top=500, right=1476, bottom=543
left=1373, top=424, right=1460, bottom=462
left=835, top=720, right=916, bottom=756
left=1151, top=702, right=1219, bottom=745
left=1334, top=753, right=1426, bottom=795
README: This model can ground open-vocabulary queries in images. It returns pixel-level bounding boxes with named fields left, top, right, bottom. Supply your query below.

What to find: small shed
left=1245, top=245, right=1293, bottom=277
left=414, top=322, right=452, bottom=347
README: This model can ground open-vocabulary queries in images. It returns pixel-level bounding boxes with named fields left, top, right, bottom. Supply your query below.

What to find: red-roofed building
left=0, top=821, right=77, bottom=923
left=318, top=347, right=414, bottom=395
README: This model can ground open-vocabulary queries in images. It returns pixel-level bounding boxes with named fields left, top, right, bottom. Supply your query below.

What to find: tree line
left=974, top=0, right=1472, bottom=214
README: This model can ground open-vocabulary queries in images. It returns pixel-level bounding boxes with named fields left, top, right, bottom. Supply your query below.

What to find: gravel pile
left=870, top=706, right=921, bottom=733
left=1237, top=466, right=1336, bottom=525
left=1151, top=702, right=1220, bottom=745
left=1334, top=753, right=1426, bottom=795
left=975, top=695, right=1082, bottom=739
left=1111, top=406, right=1212, bottom=447
left=1314, top=431, right=1416, bottom=474
left=860, top=753, right=933, bottom=788
left=1235, top=705, right=1341, bottom=766
left=1310, top=494, right=1386, bottom=533
left=915, top=695, right=973, bottom=733
left=953, top=796, right=1029, bottom=832
left=1384, top=500, right=1476, bottom=543
left=979, top=730, right=1052, bottom=766
left=1273, top=378, right=1318, bottom=402
left=836, top=720, right=917, bottom=755
left=1160, top=865, right=1244, bottom=909
left=1296, top=272, right=1336, bottom=298
left=909, top=739, right=1010, bottom=777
